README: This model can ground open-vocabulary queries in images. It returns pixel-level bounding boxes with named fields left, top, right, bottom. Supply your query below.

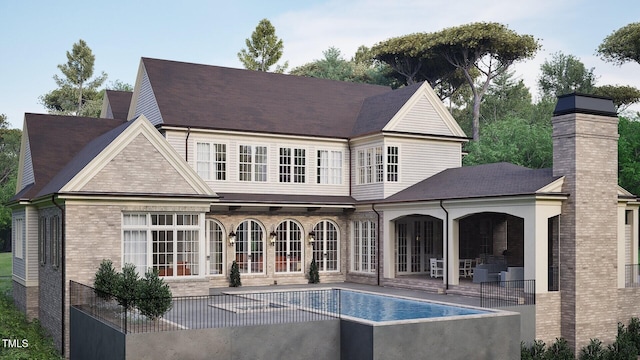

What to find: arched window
left=207, top=220, right=224, bottom=275
left=312, top=220, right=340, bottom=272
left=274, top=220, right=303, bottom=273
left=235, top=219, right=264, bottom=274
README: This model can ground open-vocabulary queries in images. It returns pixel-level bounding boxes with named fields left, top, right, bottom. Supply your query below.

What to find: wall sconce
left=228, top=226, right=236, bottom=246
left=308, top=231, right=316, bottom=244
left=269, top=231, right=277, bottom=245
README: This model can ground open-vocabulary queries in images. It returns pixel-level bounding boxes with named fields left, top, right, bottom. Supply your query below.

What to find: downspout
left=372, top=204, right=381, bottom=286
left=439, top=200, right=449, bottom=290
left=185, top=127, right=191, bottom=162
left=52, top=195, right=65, bottom=356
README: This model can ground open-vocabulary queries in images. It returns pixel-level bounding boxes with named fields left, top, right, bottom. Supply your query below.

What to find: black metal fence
left=69, top=281, right=340, bottom=333
left=480, top=280, right=536, bottom=308
left=625, top=264, right=640, bottom=287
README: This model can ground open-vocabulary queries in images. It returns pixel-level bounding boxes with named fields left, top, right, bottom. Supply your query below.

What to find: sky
left=1, top=0, right=640, bottom=130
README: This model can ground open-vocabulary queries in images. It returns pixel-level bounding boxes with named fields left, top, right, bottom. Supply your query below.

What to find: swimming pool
left=247, top=288, right=488, bottom=322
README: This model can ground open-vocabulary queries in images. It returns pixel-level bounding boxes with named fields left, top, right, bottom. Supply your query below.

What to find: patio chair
left=430, top=258, right=443, bottom=278
left=459, top=259, right=473, bottom=278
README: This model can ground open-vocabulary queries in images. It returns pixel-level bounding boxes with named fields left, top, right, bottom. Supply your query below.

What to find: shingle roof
left=141, top=58, right=398, bottom=138
left=13, top=114, right=126, bottom=201
left=380, top=162, right=562, bottom=203
left=105, top=90, right=133, bottom=120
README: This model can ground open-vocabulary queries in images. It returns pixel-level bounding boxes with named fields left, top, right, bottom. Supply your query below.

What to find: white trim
left=383, top=83, right=466, bottom=138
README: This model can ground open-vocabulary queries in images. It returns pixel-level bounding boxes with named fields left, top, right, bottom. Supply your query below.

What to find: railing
left=480, top=280, right=535, bottom=308
left=69, top=281, right=340, bottom=333
left=625, top=264, right=640, bottom=287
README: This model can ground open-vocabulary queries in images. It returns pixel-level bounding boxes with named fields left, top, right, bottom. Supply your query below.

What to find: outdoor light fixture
left=308, top=231, right=316, bottom=244
left=269, top=231, right=277, bottom=245
left=228, top=226, right=236, bottom=246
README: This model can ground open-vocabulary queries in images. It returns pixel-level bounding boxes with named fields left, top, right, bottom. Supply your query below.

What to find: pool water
left=251, top=289, right=486, bottom=322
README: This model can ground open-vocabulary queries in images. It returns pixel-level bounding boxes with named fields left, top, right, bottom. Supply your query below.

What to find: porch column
left=531, top=201, right=562, bottom=293
left=446, top=218, right=459, bottom=285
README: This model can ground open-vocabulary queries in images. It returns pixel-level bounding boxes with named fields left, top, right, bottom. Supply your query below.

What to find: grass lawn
left=0, top=252, right=62, bottom=359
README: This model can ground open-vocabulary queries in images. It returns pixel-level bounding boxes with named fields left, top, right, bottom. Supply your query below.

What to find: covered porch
left=378, top=195, right=565, bottom=294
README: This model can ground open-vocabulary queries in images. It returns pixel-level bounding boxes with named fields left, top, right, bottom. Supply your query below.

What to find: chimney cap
left=553, top=93, right=617, bottom=117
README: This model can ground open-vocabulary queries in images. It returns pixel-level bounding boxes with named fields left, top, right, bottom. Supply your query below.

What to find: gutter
left=372, top=203, right=381, bottom=286
left=52, top=195, right=65, bottom=356
left=439, top=200, right=449, bottom=290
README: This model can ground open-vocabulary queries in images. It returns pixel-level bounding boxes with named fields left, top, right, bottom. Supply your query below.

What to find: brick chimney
left=551, top=93, right=619, bottom=351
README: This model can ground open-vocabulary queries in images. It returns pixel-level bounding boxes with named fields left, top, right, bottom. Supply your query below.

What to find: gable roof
left=13, top=114, right=126, bottom=201
left=138, top=58, right=395, bottom=138
left=102, top=90, right=133, bottom=120
left=380, top=162, right=563, bottom=203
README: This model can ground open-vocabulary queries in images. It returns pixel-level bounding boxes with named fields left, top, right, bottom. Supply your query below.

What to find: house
left=9, top=57, right=640, bottom=356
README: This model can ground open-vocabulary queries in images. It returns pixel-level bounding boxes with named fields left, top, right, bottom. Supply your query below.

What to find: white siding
left=132, top=68, right=164, bottom=126
left=384, top=138, right=461, bottom=198
left=166, top=129, right=351, bottom=197
left=389, top=94, right=456, bottom=136
left=21, top=136, right=34, bottom=189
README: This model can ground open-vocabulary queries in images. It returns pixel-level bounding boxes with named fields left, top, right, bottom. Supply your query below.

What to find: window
left=196, top=142, right=226, bottom=180
left=123, top=213, right=201, bottom=277
left=317, top=150, right=342, bottom=184
left=207, top=220, right=224, bottom=275
left=39, top=217, right=46, bottom=265
left=14, top=217, right=24, bottom=260
left=352, top=220, right=376, bottom=273
left=279, top=148, right=306, bottom=183
left=274, top=220, right=303, bottom=273
left=51, top=215, right=60, bottom=269
left=234, top=220, right=264, bottom=274
left=387, top=146, right=399, bottom=182
left=312, top=220, right=339, bottom=272
left=239, top=145, right=267, bottom=182
left=357, top=145, right=397, bottom=184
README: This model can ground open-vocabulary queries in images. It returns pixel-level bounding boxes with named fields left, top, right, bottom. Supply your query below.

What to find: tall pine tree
left=238, top=19, right=288, bottom=73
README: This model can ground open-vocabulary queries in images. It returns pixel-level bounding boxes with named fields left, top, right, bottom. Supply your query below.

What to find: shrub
left=579, top=339, right=605, bottom=360
left=545, top=337, right=574, bottom=360
left=521, top=340, right=546, bottom=360
left=116, top=263, right=140, bottom=310
left=229, top=260, right=241, bottom=287
left=94, top=259, right=119, bottom=300
left=308, top=258, right=320, bottom=284
left=604, top=323, right=638, bottom=360
left=625, top=317, right=640, bottom=353
left=136, top=268, right=172, bottom=320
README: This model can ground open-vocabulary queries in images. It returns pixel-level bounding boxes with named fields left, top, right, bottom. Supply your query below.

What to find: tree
left=429, top=22, right=540, bottom=141
left=136, top=269, right=172, bottom=320
left=618, top=116, right=640, bottom=196
left=480, top=70, right=533, bottom=124
left=308, top=258, right=319, bottom=284
left=237, top=18, right=288, bottom=73
left=229, top=260, right=241, bottom=287
left=40, top=39, right=107, bottom=117
left=463, top=116, right=552, bottom=169
left=371, top=33, right=466, bottom=98
left=598, top=22, right=640, bottom=66
left=94, top=259, right=119, bottom=301
left=290, top=47, right=394, bottom=86
left=0, top=114, right=21, bottom=236
left=593, top=85, right=640, bottom=112
left=538, top=52, right=596, bottom=98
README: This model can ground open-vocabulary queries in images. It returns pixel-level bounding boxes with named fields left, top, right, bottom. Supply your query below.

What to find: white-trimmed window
left=387, top=146, right=399, bottom=182
left=39, top=216, right=46, bottom=265
left=234, top=219, right=264, bottom=274
left=317, top=150, right=342, bottom=184
left=196, top=142, right=226, bottom=181
left=239, top=145, right=267, bottom=182
left=275, top=220, right=303, bottom=273
left=352, top=220, right=376, bottom=273
left=312, top=220, right=340, bottom=272
left=14, top=216, right=24, bottom=260
left=357, top=145, right=398, bottom=184
left=207, top=220, right=225, bottom=275
left=51, top=215, right=60, bottom=269
left=122, top=213, right=201, bottom=277
left=279, top=147, right=306, bottom=183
